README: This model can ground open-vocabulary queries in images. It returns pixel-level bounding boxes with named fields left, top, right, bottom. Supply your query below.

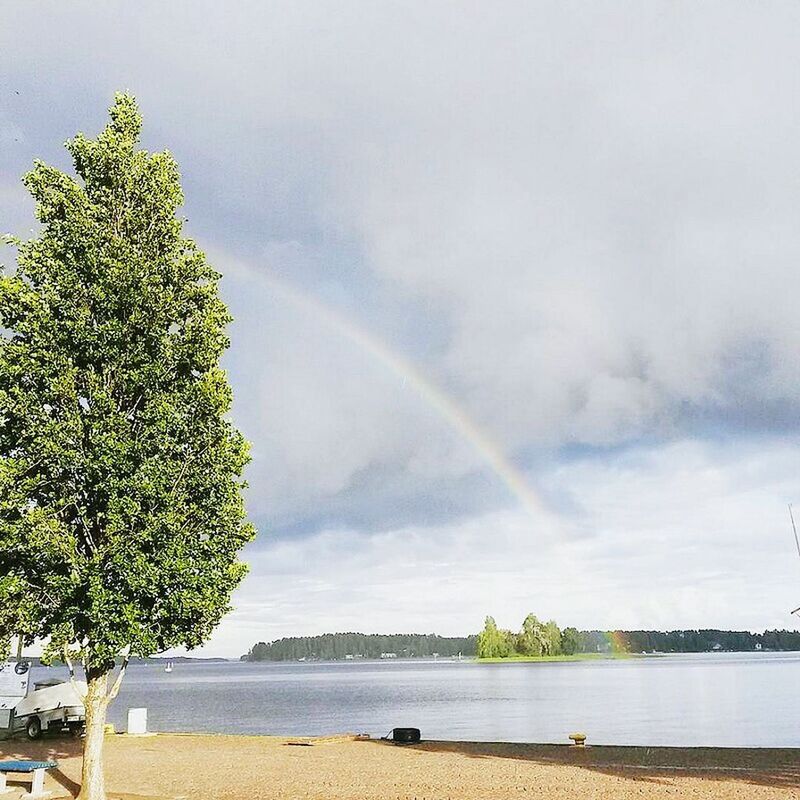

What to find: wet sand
left=1, top=733, right=799, bottom=799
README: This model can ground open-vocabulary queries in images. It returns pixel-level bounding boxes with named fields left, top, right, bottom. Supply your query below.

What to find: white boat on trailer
left=13, top=677, right=86, bottom=740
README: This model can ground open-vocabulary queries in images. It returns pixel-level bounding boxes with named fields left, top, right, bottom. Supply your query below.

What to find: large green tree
left=476, top=616, right=514, bottom=658
left=542, top=620, right=562, bottom=656
left=0, top=95, right=254, bottom=800
left=560, top=626, right=581, bottom=655
left=516, top=613, right=546, bottom=656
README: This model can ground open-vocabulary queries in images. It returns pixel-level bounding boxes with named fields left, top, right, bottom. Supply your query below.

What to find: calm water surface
left=33, top=652, right=800, bottom=747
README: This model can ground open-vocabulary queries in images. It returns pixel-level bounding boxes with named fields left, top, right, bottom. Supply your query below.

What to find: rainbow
left=605, top=630, right=630, bottom=653
left=249, top=268, right=554, bottom=524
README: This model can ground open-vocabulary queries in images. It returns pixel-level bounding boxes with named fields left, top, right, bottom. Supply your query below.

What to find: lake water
left=32, top=652, right=800, bottom=747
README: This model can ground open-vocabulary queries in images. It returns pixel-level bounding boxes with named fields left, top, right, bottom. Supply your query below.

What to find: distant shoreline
left=243, top=628, right=800, bottom=662
left=235, top=650, right=799, bottom=665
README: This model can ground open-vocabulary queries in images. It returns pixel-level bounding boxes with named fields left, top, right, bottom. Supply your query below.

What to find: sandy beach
left=1, top=733, right=798, bottom=799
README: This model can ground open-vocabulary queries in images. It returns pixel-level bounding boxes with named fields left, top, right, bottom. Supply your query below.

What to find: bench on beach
left=0, top=759, right=57, bottom=799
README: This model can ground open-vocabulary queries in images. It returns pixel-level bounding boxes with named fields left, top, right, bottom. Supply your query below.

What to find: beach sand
left=1, top=733, right=799, bottom=799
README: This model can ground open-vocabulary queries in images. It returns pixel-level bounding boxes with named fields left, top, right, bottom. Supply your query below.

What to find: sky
left=2, top=2, right=800, bottom=658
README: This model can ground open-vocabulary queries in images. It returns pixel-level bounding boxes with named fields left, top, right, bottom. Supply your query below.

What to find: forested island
left=243, top=621, right=800, bottom=662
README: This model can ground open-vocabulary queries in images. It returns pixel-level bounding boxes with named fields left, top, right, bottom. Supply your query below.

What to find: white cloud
left=320, top=10, right=800, bottom=446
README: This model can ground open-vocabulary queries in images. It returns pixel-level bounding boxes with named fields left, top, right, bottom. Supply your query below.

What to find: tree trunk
left=77, top=671, right=109, bottom=800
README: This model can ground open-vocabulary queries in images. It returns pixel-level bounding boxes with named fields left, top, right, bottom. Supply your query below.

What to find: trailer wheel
left=68, top=722, right=84, bottom=738
left=26, top=716, right=42, bottom=740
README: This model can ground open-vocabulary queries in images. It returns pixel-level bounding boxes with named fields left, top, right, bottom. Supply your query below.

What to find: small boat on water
left=164, top=662, right=173, bottom=673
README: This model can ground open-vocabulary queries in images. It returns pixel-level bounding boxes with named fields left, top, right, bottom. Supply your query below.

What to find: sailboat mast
left=790, top=504, right=800, bottom=559
left=789, top=505, right=800, bottom=617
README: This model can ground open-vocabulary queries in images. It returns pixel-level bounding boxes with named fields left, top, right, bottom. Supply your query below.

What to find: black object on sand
left=384, top=727, right=421, bottom=744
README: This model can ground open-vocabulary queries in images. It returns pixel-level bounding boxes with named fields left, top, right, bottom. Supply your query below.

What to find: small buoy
left=568, top=732, right=586, bottom=746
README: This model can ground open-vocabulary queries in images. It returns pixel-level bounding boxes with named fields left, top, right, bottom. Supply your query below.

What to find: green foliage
left=246, top=632, right=477, bottom=661
left=560, top=626, right=581, bottom=655
left=516, top=613, right=563, bottom=656
left=542, top=620, right=562, bottom=656
left=477, top=617, right=800, bottom=659
left=476, top=616, right=515, bottom=658
left=0, top=94, right=255, bottom=671
left=516, top=613, right=544, bottom=656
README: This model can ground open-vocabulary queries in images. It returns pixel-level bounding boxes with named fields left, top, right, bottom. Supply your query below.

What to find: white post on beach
left=127, top=708, right=148, bottom=735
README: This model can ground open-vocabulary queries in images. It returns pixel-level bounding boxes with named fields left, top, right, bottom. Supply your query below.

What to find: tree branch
left=106, top=645, right=131, bottom=701
left=124, top=392, right=143, bottom=421
left=169, top=443, right=210, bottom=499
left=63, top=644, right=87, bottom=701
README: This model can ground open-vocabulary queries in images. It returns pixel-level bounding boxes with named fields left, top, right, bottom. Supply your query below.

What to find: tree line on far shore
left=244, top=625, right=800, bottom=661
left=244, top=633, right=478, bottom=661
left=477, top=614, right=800, bottom=658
